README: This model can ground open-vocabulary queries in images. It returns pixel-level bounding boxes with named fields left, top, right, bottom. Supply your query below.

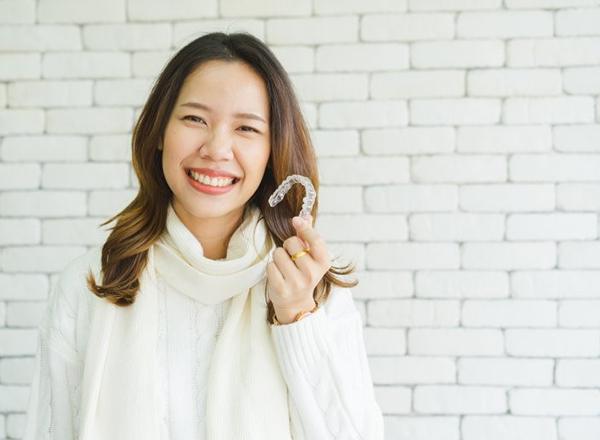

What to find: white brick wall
left=1, top=1, right=599, bottom=439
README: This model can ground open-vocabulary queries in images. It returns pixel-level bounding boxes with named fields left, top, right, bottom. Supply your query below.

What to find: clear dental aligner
left=268, top=174, right=316, bottom=220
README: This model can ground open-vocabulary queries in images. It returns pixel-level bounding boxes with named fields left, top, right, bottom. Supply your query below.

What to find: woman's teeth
left=188, top=170, right=236, bottom=187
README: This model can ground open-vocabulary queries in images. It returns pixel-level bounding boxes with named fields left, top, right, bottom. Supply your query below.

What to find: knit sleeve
left=270, top=287, right=384, bottom=440
left=21, top=275, right=83, bottom=440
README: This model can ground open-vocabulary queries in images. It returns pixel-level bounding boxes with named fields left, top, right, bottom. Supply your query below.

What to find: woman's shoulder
left=48, top=245, right=103, bottom=317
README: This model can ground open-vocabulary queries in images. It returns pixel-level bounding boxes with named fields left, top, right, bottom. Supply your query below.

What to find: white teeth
left=188, top=170, right=235, bottom=187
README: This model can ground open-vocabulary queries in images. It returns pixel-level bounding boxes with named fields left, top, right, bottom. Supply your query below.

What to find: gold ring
left=291, top=247, right=310, bottom=261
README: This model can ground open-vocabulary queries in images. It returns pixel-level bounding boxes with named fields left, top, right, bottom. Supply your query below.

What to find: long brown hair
left=86, top=31, right=358, bottom=323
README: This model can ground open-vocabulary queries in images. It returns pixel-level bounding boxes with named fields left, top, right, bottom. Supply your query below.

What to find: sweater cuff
left=270, top=305, right=333, bottom=375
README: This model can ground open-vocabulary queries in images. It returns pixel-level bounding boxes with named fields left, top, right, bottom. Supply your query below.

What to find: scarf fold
left=78, top=202, right=292, bottom=440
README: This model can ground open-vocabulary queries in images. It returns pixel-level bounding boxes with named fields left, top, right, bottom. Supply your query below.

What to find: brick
left=1, top=246, right=87, bottom=273
left=362, top=127, right=455, bottom=155
left=320, top=100, right=408, bottom=128
left=0, top=329, right=37, bottom=355
left=42, top=163, right=129, bottom=189
left=0, top=25, right=81, bottom=51
left=416, top=271, right=509, bottom=299
left=510, top=388, right=600, bottom=415
left=462, top=300, right=557, bottom=327
left=367, top=243, right=460, bottom=270
left=558, top=184, right=600, bottom=211
left=508, top=37, right=600, bottom=67
left=38, top=0, right=126, bottom=23
left=410, top=213, right=504, bottom=241
left=315, top=0, right=407, bottom=14
left=131, top=50, right=174, bottom=78
left=507, top=0, right=596, bottom=6
left=221, top=0, right=308, bottom=17
left=0, top=274, right=47, bottom=301
left=43, top=52, right=130, bottom=79
left=291, top=73, right=368, bottom=101
left=270, top=45, right=314, bottom=73
left=463, top=416, right=557, bottom=440
left=0, top=358, right=35, bottom=384
left=370, top=357, right=455, bottom=384
left=506, top=329, right=600, bottom=357
left=0, top=191, right=86, bottom=217
left=412, top=40, right=504, bottom=68
left=352, top=271, right=413, bottom=300
left=463, top=242, right=556, bottom=270
left=409, top=0, right=501, bottom=10
left=556, top=359, right=600, bottom=387
left=559, top=300, right=600, bottom=327
left=6, top=302, right=46, bottom=327
left=0, top=219, right=40, bottom=245
left=512, top=270, right=600, bottom=299
left=88, top=189, right=136, bottom=216
left=556, top=8, right=600, bottom=36
left=373, top=386, right=411, bottom=414
left=459, top=358, right=553, bottom=386
left=382, top=416, right=460, bottom=440
left=318, top=156, right=409, bottom=184
left=460, top=184, right=555, bottom=212
left=316, top=214, right=408, bottom=242
left=458, top=125, right=551, bottom=153
left=554, top=125, right=600, bottom=152
left=315, top=43, right=409, bottom=71
left=414, top=385, right=507, bottom=414
left=47, top=108, right=133, bottom=134
left=1, top=135, right=86, bottom=162
left=42, top=218, right=110, bottom=245
left=267, top=16, right=358, bottom=45
left=312, top=130, right=360, bottom=157
left=563, top=67, right=600, bottom=94
left=372, top=70, right=464, bottom=99
left=317, top=185, right=362, bottom=213
left=0, top=0, right=35, bottom=23
left=559, top=417, right=600, bottom=440
left=409, top=329, right=504, bottom=356
left=507, top=213, right=597, bottom=240
left=0, top=53, right=40, bottom=80
left=0, top=163, right=40, bottom=189
left=504, top=97, right=595, bottom=124
left=365, top=184, right=458, bottom=212
left=361, top=13, right=454, bottom=41
left=172, top=20, right=264, bottom=51
left=363, top=328, right=406, bottom=355
left=83, top=24, right=171, bottom=50
left=94, top=78, right=153, bottom=106
left=468, top=68, right=561, bottom=96
left=411, top=99, right=501, bottom=125
left=89, top=134, right=131, bottom=161
left=0, top=109, right=44, bottom=134
left=0, top=385, right=29, bottom=412
left=457, top=11, right=553, bottom=38
left=412, top=155, right=507, bottom=183
left=368, top=299, right=460, bottom=327
left=559, top=242, right=600, bottom=269
left=8, top=80, right=92, bottom=107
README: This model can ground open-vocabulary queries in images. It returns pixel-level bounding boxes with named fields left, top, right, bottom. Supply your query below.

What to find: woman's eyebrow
left=179, top=101, right=267, bottom=124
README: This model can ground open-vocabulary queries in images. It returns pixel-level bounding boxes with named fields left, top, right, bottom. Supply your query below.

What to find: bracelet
left=272, top=302, right=319, bottom=326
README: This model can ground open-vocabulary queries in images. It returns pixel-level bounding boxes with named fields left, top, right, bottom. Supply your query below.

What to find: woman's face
left=162, top=59, right=271, bottom=222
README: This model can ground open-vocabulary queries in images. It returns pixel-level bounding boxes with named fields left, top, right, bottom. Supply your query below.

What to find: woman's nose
left=200, top=129, right=234, bottom=159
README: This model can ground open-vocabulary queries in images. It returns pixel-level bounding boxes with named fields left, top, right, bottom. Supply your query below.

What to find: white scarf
left=78, top=202, right=292, bottom=439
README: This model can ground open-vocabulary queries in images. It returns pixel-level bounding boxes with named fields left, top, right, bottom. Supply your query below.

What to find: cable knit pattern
left=22, top=246, right=384, bottom=440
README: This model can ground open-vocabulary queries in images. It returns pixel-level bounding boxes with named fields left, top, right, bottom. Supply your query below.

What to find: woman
left=22, top=32, right=384, bottom=440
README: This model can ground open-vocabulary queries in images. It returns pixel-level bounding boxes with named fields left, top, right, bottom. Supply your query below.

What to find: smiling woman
left=22, top=31, right=384, bottom=440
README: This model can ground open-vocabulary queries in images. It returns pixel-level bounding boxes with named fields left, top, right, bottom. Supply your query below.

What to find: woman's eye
left=183, top=115, right=205, bottom=124
left=240, top=126, right=259, bottom=133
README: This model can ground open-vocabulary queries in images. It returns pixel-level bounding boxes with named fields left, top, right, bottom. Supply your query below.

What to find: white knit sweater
left=23, top=245, right=384, bottom=439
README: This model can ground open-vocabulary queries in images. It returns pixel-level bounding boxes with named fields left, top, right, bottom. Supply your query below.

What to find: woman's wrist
left=273, top=299, right=318, bottom=325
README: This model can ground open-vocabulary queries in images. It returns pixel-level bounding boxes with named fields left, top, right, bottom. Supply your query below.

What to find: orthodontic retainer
left=268, top=174, right=316, bottom=220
